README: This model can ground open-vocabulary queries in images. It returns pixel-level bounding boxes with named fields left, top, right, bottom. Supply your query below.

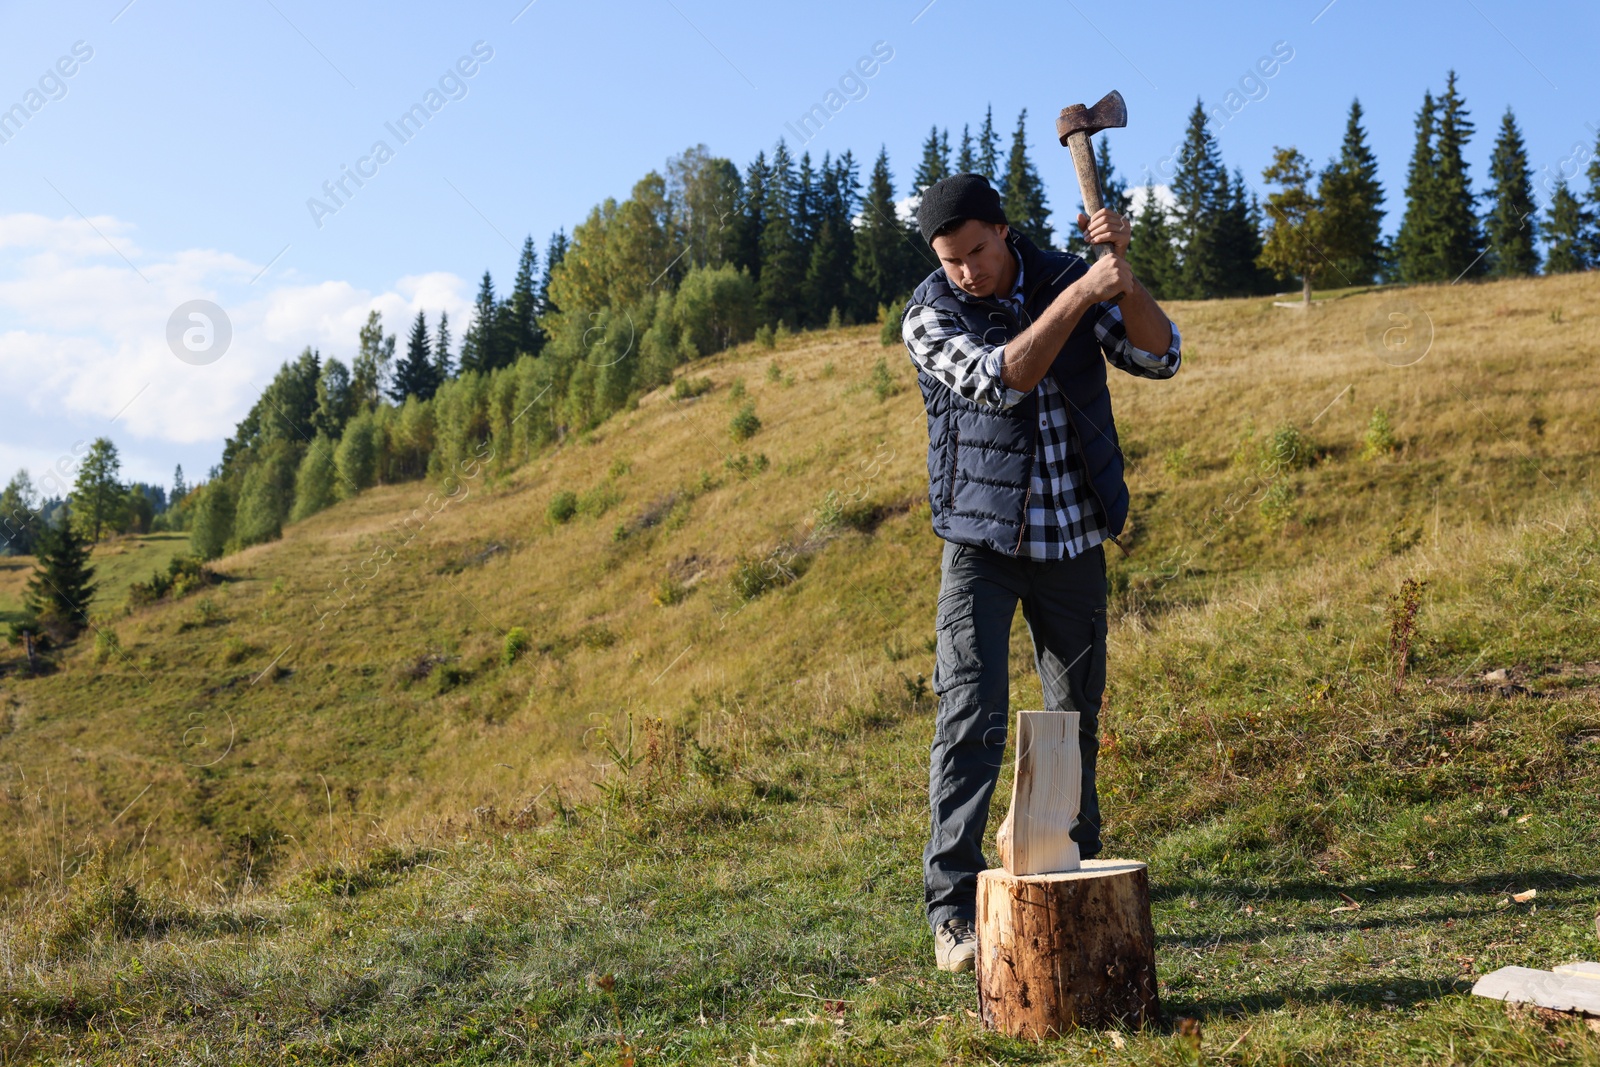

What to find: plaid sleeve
left=1092, top=303, right=1182, bottom=380
left=902, top=303, right=1029, bottom=410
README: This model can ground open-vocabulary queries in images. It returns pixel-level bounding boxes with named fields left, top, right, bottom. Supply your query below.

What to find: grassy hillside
left=1, top=274, right=1598, bottom=1064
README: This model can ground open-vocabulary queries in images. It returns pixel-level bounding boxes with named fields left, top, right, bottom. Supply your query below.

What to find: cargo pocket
left=933, top=589, right=982, bottom=696
left=1085, top=607, right=1108, bottom=710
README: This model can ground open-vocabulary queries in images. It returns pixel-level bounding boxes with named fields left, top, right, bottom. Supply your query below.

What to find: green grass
left=2, top=273, right=1599, bottom=1063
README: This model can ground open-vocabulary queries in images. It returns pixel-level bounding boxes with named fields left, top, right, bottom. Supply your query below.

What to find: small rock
left=1484, top=668, right=1510, bottom=684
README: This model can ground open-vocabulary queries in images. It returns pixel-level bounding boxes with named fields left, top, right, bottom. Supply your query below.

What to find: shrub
left=1259, top=480, right=1297, bottom=529
left=879, top=298, right=905, bottom=346
left=502, top=626, right=532, bottom=665
left=93, top=627, right=121, bottom=666
left=672, top=375, right=713, bottom=400
left=827, top=306, right=843, bottom=330
left=547, top=491, right=578, bottom=524
left=128, top=554, right=219, bottom=606
left=653, top=575, right=688, bottom=606
left=728, top=377, right=746, bottom=401
left=1360, top=408, right=1399, bottom=461
left=729, top=403, right=761, bottom=442
left=730, top=548, right=808, bottom=601
left=1260, top=423, right=1314, bottom=473
left=754, top=324, right=775, bottom=349
left=766, top=361, right=782, bottom=383
left=869, top=357, right=895, bottom=401
left=774, top=320, right=792, bottom=344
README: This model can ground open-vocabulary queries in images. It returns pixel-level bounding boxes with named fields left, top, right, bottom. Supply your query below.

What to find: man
left=902, top=173, right=1181, bottom=973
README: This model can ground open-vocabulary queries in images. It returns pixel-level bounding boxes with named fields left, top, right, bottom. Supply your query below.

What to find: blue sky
left=2, top=0, right=1596, bottom=491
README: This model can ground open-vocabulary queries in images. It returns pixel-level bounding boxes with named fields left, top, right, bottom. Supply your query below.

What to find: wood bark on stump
left=975, top=861, right=1160, bottom=1036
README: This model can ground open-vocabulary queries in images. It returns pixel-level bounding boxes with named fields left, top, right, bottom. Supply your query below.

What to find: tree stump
left=975, top=861, right=1160, bottom=1036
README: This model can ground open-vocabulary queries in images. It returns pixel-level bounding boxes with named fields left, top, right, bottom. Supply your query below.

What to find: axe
left=1056, top=90, right=1128, bottom=276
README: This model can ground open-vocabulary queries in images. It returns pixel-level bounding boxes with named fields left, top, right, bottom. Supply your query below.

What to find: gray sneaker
left=934, top=917, right=977, bottom=973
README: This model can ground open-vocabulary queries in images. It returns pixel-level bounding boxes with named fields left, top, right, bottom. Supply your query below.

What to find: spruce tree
left=1319, top=98, right=1386, bottom=284
left=25, top=519, right=97, bottom=640
left=1543, top=178, right=1592, bottom=273
left=433, top=311, right=455, bottom=382
left=539, top=230, right=568, bottom=319
left=734, top=151, right=769, bottom=284
left=1000, top=109, right=1051, bottom=246
left=914, top=126, right=951, bottom=193
left=1125, top=185, right=1180, bottom=299
left=758, top=140, right=804, bottom=327
left=389, top=310, right=437, bottom=402
left=1170, top=100, right=1226, bottom=298
left=1433, top=71, right=1485, bottom=281
left=955, top=125, right=975, bottom=175
left=977, top=106, right=1001, bottom=183
left=1395, top=91, right=1441, bottom=283
left=853, top=146, right=912, bottom=319
left=171, top=464, right=188, bottom=504
left=70, top=437, right=122, bottom=542
left=459, top=272, right=507, bottom=373
left=1484, top=107, right=1539, bottom=277
left=509, top=235, right=540, bottom=356
left=802, top=151, right=860, bottom=325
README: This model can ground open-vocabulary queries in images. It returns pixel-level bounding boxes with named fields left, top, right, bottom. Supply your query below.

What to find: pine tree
left=1543, top=178, right=1592, bottom=273
left=1171, top=100, right=1226, bottom=298
left=70, top=437, right=122, bottom=542
left=976, top=106, right=1001, bottom=183
left=509, top=235, right=540, bottom=356
left=1258, top=147, right=1326, bottom=304
left=853, top=146, right=912, bottom=319
left=433, top=311, right=455, bottom=382
left=1484, top=107, right=1539, bottom=277
left=758, top=140, right=804, bottom=326
left=1000, top=109, right=1051, bottom=246
left=1395, top=91, right=1441, bottom=283
left=1433, top=71, right=1485, bottom=281
left=389, top=310, right=438, bottom=402
left=956, top=124, right=976, bottom=174
left=1319, top=98, right=1387, bottom=284
left=914, top=125, right=951, bottom=193
left=24, top=519, right=97, bottom=640
left=171, top=464, right=188, bottom=503
left=1125, top=185, right=1180, bottom=299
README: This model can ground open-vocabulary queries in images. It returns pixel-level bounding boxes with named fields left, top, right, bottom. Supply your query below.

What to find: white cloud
left=0, top=213, right=472, bottom=455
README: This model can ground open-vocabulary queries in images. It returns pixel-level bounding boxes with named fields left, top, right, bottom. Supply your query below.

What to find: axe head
left=1056, top=90, right=1128, bottom=144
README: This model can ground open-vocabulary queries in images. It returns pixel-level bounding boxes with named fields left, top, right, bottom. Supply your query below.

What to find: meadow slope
left=1, top=274, right=1598, bottom=1064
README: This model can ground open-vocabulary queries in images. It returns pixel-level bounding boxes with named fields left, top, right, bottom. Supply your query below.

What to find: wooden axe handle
left=1065, top=129, right=1123, bottom=304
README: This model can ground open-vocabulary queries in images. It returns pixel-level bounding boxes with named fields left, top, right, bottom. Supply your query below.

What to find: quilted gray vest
left=906, top=230, right=1127, bottom=555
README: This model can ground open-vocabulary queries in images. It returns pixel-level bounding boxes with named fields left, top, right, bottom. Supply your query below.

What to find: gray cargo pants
left=924, top=537, right=1108, bottom=933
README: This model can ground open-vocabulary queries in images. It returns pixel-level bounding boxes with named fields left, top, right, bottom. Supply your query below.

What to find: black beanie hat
left=917, top=173, right=1008, bottom=244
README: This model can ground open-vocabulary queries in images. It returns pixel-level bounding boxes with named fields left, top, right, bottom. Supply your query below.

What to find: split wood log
left=995, top=710, right=1080, bottom=876
left=975, top=860, right=1160, bottom=1036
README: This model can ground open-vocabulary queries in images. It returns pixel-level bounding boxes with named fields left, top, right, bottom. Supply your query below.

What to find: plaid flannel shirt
left=903, top=247, right=1182, bottom=561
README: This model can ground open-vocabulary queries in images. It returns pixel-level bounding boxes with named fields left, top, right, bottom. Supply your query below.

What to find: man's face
left=930, top=219, right=1011, bottom=298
